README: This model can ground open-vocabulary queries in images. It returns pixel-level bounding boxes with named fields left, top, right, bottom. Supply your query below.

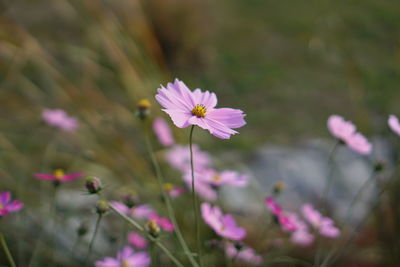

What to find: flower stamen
left=192, top=104, right=207, bottom=118
left=54, top=169, right=65, bottom=180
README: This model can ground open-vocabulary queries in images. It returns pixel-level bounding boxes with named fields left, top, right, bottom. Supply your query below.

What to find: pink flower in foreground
left=155, top=79, right=246, bottom=139
left=42, top=108, right=78, bottom=131
left=327, top=115, right=372, bottom=155
left=95, top=246, right=150, bottom=267
left=34, top=169, right=82, bottom=182
left=0, top=192, right=23, bottom=217
left=111, top=202, right=154, bottom=220
left=225, top=242, right=262, bottom=265
left=148, top=213, right=174, bottom=232
left=301, top=203, right=340, bottom=238
left=166, top=145, right=211, bottom=173
left=199, top=169, right=249, bottom=187
left=128, top=232, right=148, bottom=249
left=183, top=171, right=217, bottom=201
left=388, top=115, right=400, bottom=136
left=153, top=117, right=175, bottom=146
left=201, top=203, right=246, bottom=240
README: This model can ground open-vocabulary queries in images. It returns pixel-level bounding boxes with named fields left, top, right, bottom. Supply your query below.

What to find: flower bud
left=96, top=200, right=109, bottom=215
left=77, top=221, right=89, bottom=237
left=374, top=161, right=385, bottom=172
left=136, top=99, right=151, bottom=120
left=147, top=219, right=160, bottom=238
left=85, top=176, right=102, bottom=195
left=121, top=192, right=138, bottom=208
left=273, top=181, right=285, bottom=195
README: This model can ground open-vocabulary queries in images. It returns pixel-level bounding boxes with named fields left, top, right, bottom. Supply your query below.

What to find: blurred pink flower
left=95, top=246, right=150, bottom=267
left=166, top=145, right=211, bottom=173
left=225, top=242, right=262, bottom=265
left=163, top=184, right=185, bottom=198
left=153, top=117, right=175, bottom=146
left=183, top=171, right=217, bottom=201
left=128, top=232, right=148, bottom=249
left=34, top=169, right=82, bottom=182
left=301, top=203, right=340, bottom=238
left=286, top=212, right=314, bottom=246
left=201, top=203, right=246, bottom=240
left=111, top=202, right=154, bottom=220
left=265, top=197, right=297, bottom=232
left=155, top=79, right=246, bottom=139
left=199, top=169, right=249, bottom=187
left=388, top=115, right=400, bottom=136
left=327, top=115, right=372, bottom=155
left=265, top=197, right=282, bottom=216
left=0, top=192, right=23, bottom=217
left=148, top=213, right=174, bottom=232
left=42, top=108, right=78, bottom=131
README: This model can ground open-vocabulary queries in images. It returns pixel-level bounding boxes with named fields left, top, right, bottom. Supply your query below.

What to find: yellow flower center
left=163, top=183, right=174, bottom=192
left=213, top=174, right=221, bottom=182
left=138, top=99, right=151, bottom=109
left=121, top=260, right=129, bottom=267
left=53, top=169, right=65, bottom=180
left=191, top=104, right=207, bottom=118
left=0, top=204, right=3, bottom=210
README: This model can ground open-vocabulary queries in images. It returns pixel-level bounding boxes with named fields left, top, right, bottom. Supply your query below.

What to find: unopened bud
left=147, top=219, right=160, bottom=238
left=121, top=192, right=138, bottom=208
left=96, top=200, right=109, bottom=215
left=77, top=221, right=89, bottom=237
left=273, top=181, right=285, bottom=194
left=85, top=176, right=102, bottom=195
left=136, top=99, right=151, bottom=120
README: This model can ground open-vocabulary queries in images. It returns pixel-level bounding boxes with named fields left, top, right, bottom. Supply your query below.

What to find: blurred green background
left=1, top=0, right=400, bottom=266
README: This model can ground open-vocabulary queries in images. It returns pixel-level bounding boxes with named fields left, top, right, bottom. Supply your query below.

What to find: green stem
left=189, top=125, right=203, bottom=267
left=143, top=126, right=198, bottom=267
left=110, top=205, right=185, bottom=267
left=0, top=232, right=16, bottom=267
left=150, top=241, right=157, bottom=267
left=85, top=214, right=102, bottom=263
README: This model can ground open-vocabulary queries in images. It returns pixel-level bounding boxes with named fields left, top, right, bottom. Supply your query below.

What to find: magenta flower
left=155, top=79, right=246, bottom=139
left=265, top=197, right=297, bottom=232
left=327, top=115, right=372, bottom=155
left=301, top=203, right=340, bottom=238
left=95, top=246, right=150, bottom=267
left=111, top=202, right=154, bottom=220
left=42, top=108, right=78, bottom=131
left=0, top=192, right=23, bottom=217
left=153, top=117, right=175, bottom=147
left=183, top=171, right=217, bottom=201
left=128, top=232, right=148, bottom=249
left=225, top=242, right=262, bottom=265
left=148, top=213, right=174, bottom=232
left=201, top=203, right=246, bottom=240
left=265, top=197, right=282, bottom=216
left=199, top=169, right=249, bottom=187
left=166, top=144, right=211, bottom=173
left=34, top=169, right=82, bottom=182
left=388, top=115, right=400, bottom=136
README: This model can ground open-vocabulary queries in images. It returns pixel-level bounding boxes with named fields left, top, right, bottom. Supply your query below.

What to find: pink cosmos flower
left=183, top=171, right=217, bottom=201
left=95, top=246, right=150, bottom=267
left=148, top=213, right=174, bottom=232
left=327, top=115, right=372, bottom=155
left=128, top=232, right=148, bottom=249
left=153, top=117, right=175, bottom=147
left=388, top=115, right=400, bottom=136
left=155, top=79, right=246, bottom=139
left=34, top=169, right=82, bottom=182
left=111, top=202, right=154, bottom=220
left=0, top=192, right=23, bottom=217
left=286, top=212, right=314, bottom=246
left=201, top=203, right=246, bottom=240
left=42, top=108, right=78, bottom=131
left=301, top=203, right=340, bottom=238
left=265, top=197, right=297, bottom=232
left=199, top=169, right=249, bottom=187
left=265, top=197, right=282, bottom=216
left=225, top=242, right=262, bottom=265
left=166, top=145, right=211, bottom=173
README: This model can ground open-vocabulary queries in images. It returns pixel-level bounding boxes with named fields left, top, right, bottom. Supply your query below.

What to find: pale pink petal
left=153, top=118, right=175, bottom=146
left=34, top=173, right=56, bottom=181
left=388, top=115, right=400, bottom=136
left=327, top=115, right=356, bottom=140
left=202, top=118, right=238, bottom=139
left=162, top=109, right=192, bottom=128
left=128, top=232, right=148, bottom=249
left=6, top=200, right=23, bottom=212
left=0, top=192, right=10, bottom=205
left=291, top=230, right=314, bottom=246
left=126, top=252, right=151, bottom=267
left=207, top=108, right=246, bottom=129
left=95, top=258, right=120, bottom=267
left=346, top=132, right=372, bottom=155
left=110, top=201, right=130, bottom=215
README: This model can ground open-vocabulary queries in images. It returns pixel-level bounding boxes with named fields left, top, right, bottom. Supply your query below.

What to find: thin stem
left=110, top=205, right=185, bottom=267
left=189, top=125, right=203, bottom=267
left=143, top=125, right=198, bottom=267
left=150, top=241, right=157, bottom=267
left=0, top=232, right=16, bottom=267
left=85, top=214, right=102, bottom=263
